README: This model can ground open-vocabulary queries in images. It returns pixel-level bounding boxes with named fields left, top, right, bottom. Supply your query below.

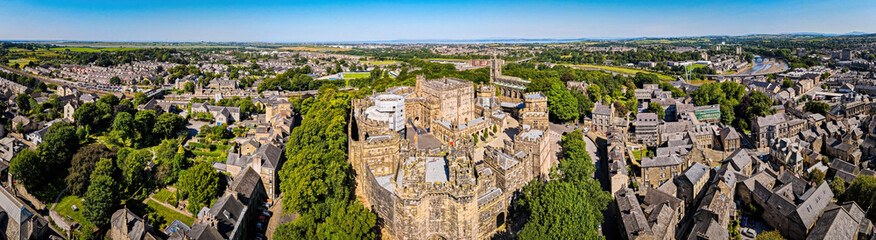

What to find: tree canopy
left=518, top=130, right=611, bottom=239
left=66, top=144, right=116, bottom=196
left=276, top=86, right=376, bottom=239
left=83, top=158, right=120, bottom=227
left=179, top=162, right=222, bottom=214
left=804, top=101, right=830, bottom=115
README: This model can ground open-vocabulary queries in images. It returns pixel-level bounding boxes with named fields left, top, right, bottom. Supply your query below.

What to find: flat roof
left=424, top=157, right=449, bottom=183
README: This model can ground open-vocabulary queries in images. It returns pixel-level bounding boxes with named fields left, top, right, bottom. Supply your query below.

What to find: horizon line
left=1, top=31, right=871, bottom=45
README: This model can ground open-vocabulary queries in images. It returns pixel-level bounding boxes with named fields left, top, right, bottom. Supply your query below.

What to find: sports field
left=343, top=72, right=370, bottom=79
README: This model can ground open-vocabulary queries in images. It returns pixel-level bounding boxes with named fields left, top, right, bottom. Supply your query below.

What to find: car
left=742, top=228, right=757, bottom=238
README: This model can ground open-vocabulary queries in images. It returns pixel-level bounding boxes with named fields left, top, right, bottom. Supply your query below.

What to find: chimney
left=253, top=155, right=262, bottom=175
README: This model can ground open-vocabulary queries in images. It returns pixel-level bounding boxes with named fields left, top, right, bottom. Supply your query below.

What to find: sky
left=1, top=0, right=875, bottom=42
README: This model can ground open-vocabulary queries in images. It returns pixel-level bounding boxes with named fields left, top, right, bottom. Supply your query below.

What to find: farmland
left=566, top=64, right=676, bottom=81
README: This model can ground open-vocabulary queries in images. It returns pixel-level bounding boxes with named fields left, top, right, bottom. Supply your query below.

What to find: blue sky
left=1, top=0, right=874, bottom=42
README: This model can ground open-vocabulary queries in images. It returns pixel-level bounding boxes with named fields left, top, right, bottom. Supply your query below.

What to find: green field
left=146, top=200, right=195, bottom=227
left=361, top=60, right=402, bottom=65
left=342, top=72, right=371, bottom=79
left=427, top=58, right=470, bottom=62
left=189, top=142, right=230, bottom=162
left=567, top=64, right=676, bottom=81
left=50, top=47, right=138, bottom=52
left=55, top=196, right=94, bottom=228
left=153, top=189, right=174, bottom=203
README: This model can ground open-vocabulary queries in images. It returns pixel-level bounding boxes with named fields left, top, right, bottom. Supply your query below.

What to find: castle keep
left=349, top=72, right=552, bottom=239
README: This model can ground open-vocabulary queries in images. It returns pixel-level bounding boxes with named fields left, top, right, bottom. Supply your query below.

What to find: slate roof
left=806, top=206, right=857, bottom=240
left=592, top=104, right=612, bottom=116
left=726, top=149, right=754, bottom=172
left=615, top=188, right=653, bottom=239
left=254, top=143, right=283, bottom=169
left=719, top=127, right=740, bottom=140
left=686, top=216, right=727, bottom=240
left=208, top=195, right=246, bottom=239
left=756, top=113, right=787, bottom=128
left=111, top=208, right=159, bottom=240
left=682, top=163, right=710, bottom=185
left=187, top=223, right=224, bottom=240
left=642, top=155, right=683, bottom=168
left=643, top=187, right=682, bottom=210
left=230, top=167, right=263, bottom=205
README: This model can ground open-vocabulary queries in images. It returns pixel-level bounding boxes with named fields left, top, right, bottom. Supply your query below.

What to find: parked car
left=742, top=228, right=757, bottom=238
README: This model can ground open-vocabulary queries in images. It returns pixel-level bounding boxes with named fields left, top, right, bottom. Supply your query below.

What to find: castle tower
left=489, top=57, right=504, bottom=84
left=520, top=92, right=549, bottom=130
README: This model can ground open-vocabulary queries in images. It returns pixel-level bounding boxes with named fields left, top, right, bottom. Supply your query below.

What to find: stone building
left=718, top=127, right=740, bottom=152
left=519, top=92, right=548, bottom=130
left=753, top=113, right=806, bottom=149
left=640, top=155, right=683, bottom=190
left=109, top=208, right=164, bottom=240
left=675, top=163, right=710, bottom=210
left=634, top=113, right=659, bottom=146
left=489, top=58, right=530, bottom=103
left=348, top=75, right=552, bottom=239
left=615, top=187, right=654, bottom=240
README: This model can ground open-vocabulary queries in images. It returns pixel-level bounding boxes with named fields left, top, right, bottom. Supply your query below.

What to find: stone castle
left=349, top=69, right=552, bottom=239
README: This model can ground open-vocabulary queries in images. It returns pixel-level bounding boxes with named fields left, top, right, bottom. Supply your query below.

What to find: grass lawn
left=631, top=149, right=653, bottom=161
left=153, top=189, right=174, bottom=203
left=189, top=142, right=230, bottom=162
left=9, top=58, right=37, bottom=64
left=568, top=64, right=676, bottom=81
left=342, top=72, right=370, bottom=79
left=55, top=196, right=94, bottom=228
left=146, top=200, right=195, bottom=227
left=690, top=80, right=716, bottom=85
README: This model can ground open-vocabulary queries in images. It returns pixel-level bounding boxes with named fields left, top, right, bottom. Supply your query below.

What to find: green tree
left=9, top=149, right=43, bottom=190
left=121, top=149, right=150, bottom=195
left=82, top=158, right=120, bottom=227
left=842, top=175, right=876, bottom=221
left=133, top=92, right=151, bottom=106
left=646, top=102, right=665, bottom=120
left=38, top=122, right=80, bottom=172
left=154, top=113, right=185, bottom=140
left=179, top=162, right=221, bottom=214
left=16, top=93, right=33, bottom=113
left=804, top=101, right=830, bottom=115
left=65, top=144, right=116, bottom=196
left=809, top=168, right=825, bottom=185
left=519, top=130, right=610, bottom=239
left=316, top=201, right=377, bottom=239
left=112, top=112, right=136, bottom=140
left=830, top=176, right=846, bottom=196
left=184, top=81, right=195, bottom=93
left=546, top=82, right=579, bottom=122
left=756, top=230, right=787, bottom=240
left=738, top=92, right=774, bottom=127
left=74, top=102, right=101, bottom=128
left=586, top=85, right=602, bottom=102
left=109, top=76, right=122, bottom=85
